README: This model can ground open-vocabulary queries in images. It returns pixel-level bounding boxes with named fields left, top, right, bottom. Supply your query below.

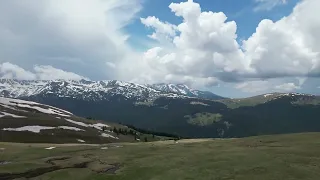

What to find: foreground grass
left=1, top=133, right=320, bottom=180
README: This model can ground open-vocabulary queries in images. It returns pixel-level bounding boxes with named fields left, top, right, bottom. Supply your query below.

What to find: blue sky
left=126, top=0, right=300, bottom=51
left=0, top=0, right=319, bottom=98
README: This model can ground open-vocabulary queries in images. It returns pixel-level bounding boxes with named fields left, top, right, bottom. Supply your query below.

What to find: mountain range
left=0, top=79, right=223, bottom=101
left=0, top=79, right=319, bottom=138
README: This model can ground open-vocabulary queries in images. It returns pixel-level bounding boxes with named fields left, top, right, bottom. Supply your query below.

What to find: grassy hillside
left=1, top=133, right=320, bottom=179
left=0, top=97, right=173, bottom=144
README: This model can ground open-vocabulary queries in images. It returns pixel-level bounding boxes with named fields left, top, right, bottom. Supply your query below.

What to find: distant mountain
left=218, top=92, right=319, bottom=108
left=0, top=79, right=319, bottom=139
left=148, top=83, right=224, bottom=100
left=0, top=79, right=224, bottom=101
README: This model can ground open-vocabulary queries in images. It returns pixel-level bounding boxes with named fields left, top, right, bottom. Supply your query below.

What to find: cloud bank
left=0, top=0, right=142, bottom=80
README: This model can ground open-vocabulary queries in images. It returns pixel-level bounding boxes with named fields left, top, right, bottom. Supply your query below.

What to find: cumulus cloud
left=141, top=16, right=177, bottom=42
left=0, top=62, right=86, bottom=80
left=125, top=0, right=249, bottom=87
left=243, top=0, right=320, bottom=78
left=254, top=0, right=287, bottom=11
left=124, top=0, right=319, bottom=89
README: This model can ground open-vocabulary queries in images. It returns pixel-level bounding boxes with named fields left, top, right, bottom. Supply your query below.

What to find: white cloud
left=0, top=62, right=86, bottom=80
left=0, top=63, right=36, bottom=80
left=0, top=0, right=142, bottom=80
left=106, top=62, right=116, bottom=69
left=274, top=82, right=300, bottom=92
left=126, top=0, right=250, bottom=86
left=235, top=81, right=270, bottom=93
left=124, top=0, right=319, bottom=89
left=33, top=65, right=87, bottom=80
left=254, top=0, right=287, bottom=11
left=243, top=0, right=320, bottom=78
left=235, top=79, right=302, bottom=93
left=141, top=16, right=177, bottom=42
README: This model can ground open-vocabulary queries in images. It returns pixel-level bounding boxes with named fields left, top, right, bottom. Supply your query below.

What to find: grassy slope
left=1, top=133, right=320, bottom=180
left=0, top=98, right=168, bottom=144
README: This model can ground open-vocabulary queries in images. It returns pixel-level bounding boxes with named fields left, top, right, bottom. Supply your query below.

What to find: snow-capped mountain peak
left=148, top=83, right=193, bottom=95
left=0, top=79, right=224, bottom=101
left=148, top=83, right=223, bottom=100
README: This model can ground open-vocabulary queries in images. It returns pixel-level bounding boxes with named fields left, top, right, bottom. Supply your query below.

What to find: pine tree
left=113, top=127, right=119, bottom=135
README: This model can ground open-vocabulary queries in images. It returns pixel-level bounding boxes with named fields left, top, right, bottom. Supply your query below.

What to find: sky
left=0, top=0, right=319, bottom=98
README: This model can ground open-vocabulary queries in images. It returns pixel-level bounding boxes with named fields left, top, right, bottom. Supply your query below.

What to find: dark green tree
left=113, top=127, right=119, bottom=135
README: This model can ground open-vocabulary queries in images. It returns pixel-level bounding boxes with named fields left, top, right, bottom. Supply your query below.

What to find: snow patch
left=91, top=123, right=110, bottom=130
left=264, top=94, right=273, bottom=97
left=0, top=112, right=26, bottom=118
left=65, top=119, right=109, bottom=130
left=45, top=147, right=56, bottom=150
left=0, top=161, right=11, bottom=165
left=101, top=133, right=119, bottom=139
left=2, top=125, right=85, bottom=133
left=17, top=104, right=71, bottom=117
left=77, top=139, right=85, bottom=143
left=190, top=101, right=209, bottom=106
left=0, top=104, right=27, bottom=112
left=0, top=97, right=72, bottom=117
left=2, top=126, right=55, bottom=133
left=65, top=119, right=89, bottom=127
left=58, top=126, right=84, bottom=131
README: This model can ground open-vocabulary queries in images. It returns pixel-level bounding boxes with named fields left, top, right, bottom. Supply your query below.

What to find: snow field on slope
left=0, top=97, right=73, bottom=117
left=65, top=119, right=110, bottom=130
left=0, top=112, right=26, bottom=118
left=2, top=125, right=84, bottom=133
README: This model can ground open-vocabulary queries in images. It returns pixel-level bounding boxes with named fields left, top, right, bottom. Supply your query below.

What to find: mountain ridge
left=0, top=79, right=224, bottom=101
